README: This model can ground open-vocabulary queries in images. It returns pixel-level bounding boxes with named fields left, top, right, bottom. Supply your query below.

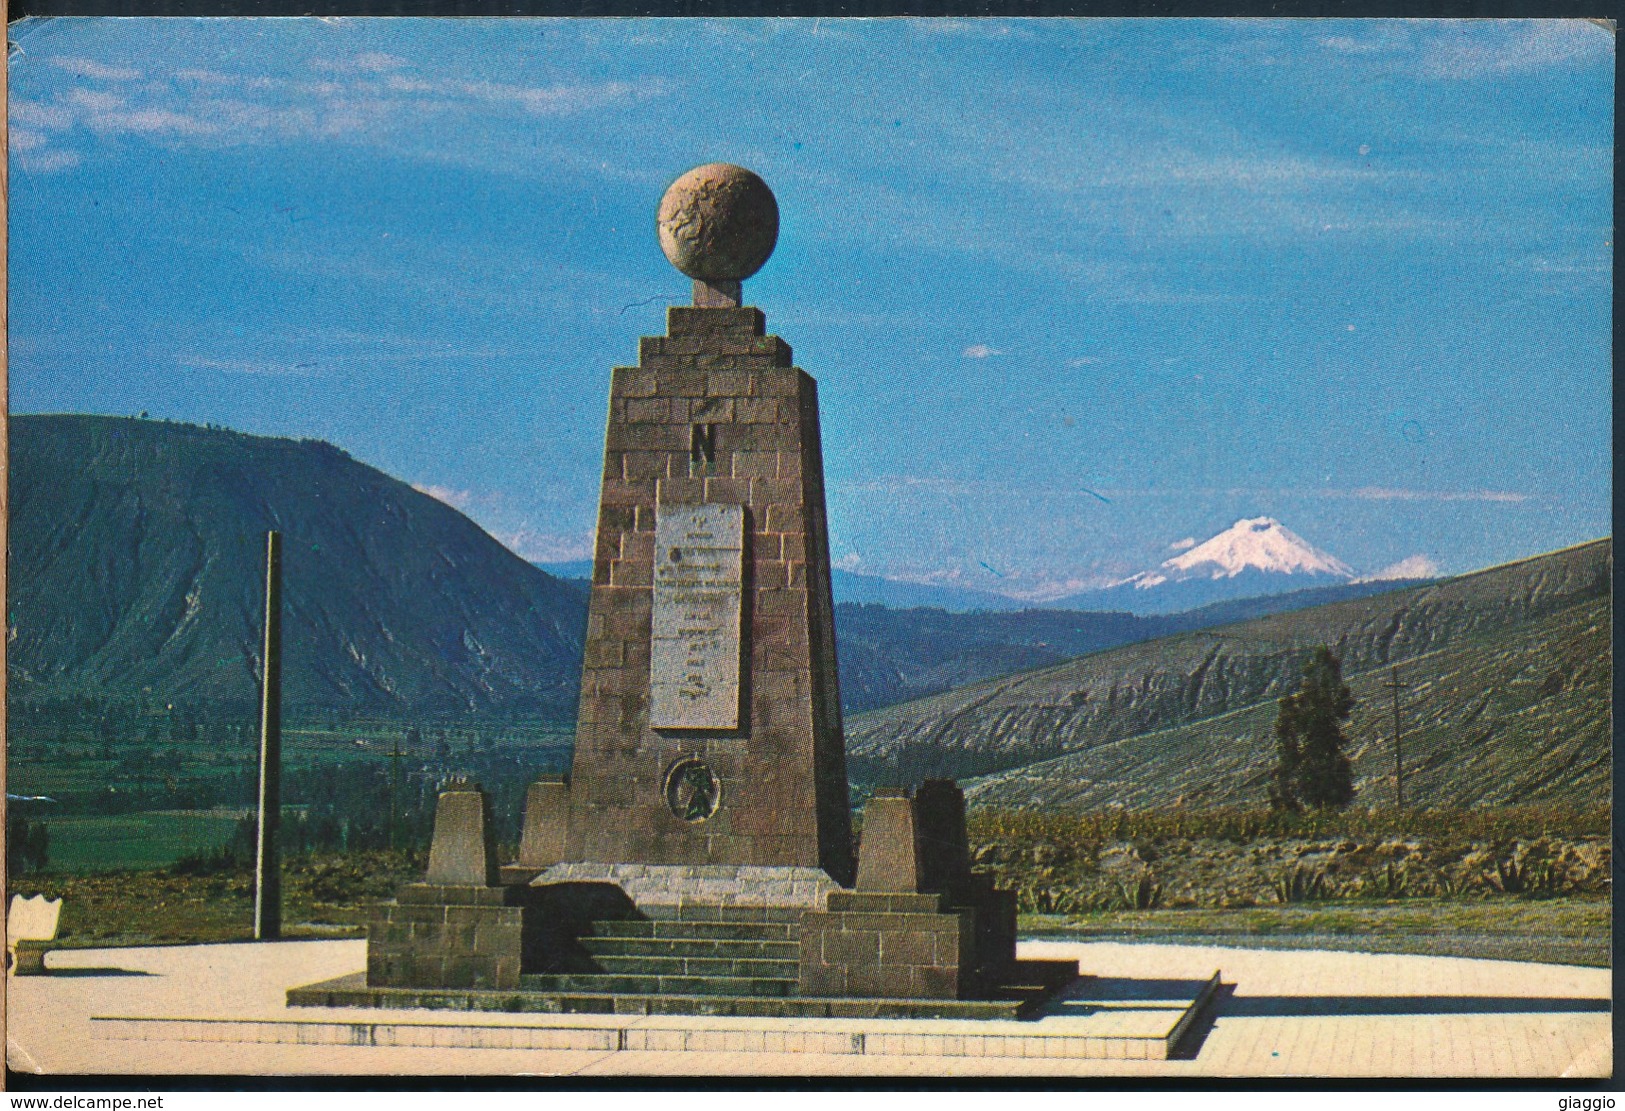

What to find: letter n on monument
left=566, top=165, right=854, bottom=883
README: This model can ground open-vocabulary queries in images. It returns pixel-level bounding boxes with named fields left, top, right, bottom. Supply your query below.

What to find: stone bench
left=7, top=894, right=63, bottom=975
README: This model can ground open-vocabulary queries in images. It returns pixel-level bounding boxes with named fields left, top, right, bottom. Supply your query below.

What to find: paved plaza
left=5, top=938, right=1609, bottom=1079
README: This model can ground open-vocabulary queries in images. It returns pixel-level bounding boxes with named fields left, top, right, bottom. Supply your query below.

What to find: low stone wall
left=367, top=885, right=523, bottom=991
left=799, top=892, right=973, bottom=1000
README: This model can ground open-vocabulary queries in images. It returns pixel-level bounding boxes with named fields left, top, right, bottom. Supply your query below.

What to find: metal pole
left=254, top=530, right=283, bottom=940
left=389, top=734, right=402, bottom=851
left=1382, top=666, right=1410, bottom=811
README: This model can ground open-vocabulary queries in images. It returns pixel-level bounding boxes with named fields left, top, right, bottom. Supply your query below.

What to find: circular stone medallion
left=663, top=757, right=722, bottom=824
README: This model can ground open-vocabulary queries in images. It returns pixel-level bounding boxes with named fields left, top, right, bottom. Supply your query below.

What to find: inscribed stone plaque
left=651, top=502, right=745, bottom=729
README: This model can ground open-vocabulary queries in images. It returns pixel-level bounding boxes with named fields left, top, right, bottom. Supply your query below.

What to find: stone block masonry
left=501, top=776, right=569, bottom=884
left=568, top=305, right=853, bottom=883
left=369, top=785, right=526, bottom=992
left=798, top=893, right=975, bottom=1000
left=367, top=885, right=524, bottom=992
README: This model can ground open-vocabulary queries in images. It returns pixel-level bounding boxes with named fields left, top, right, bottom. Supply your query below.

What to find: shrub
left=1117, top=873, right=1164, bottom=910
left=1369, top=861, right=1410, bottom=899
left=1273, top=864, right=1335, bottom=903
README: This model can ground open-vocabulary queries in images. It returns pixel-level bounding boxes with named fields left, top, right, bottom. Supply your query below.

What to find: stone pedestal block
left=425, top=783, right=499, bottom=887
left=855, top=789, right=920, bottom=892
left=366, top=890, right=523, bottom=991
left=914, top=778, right=971, bottom=892
left=840, top=783, right=1018, bottom=997
left=945, top=873, right=1018, bottom=990
left=502, top=776, right=571, bottom=884
left=798, top=892, right=974, bottom=1000
left=368, top=781, right=522, bottom=990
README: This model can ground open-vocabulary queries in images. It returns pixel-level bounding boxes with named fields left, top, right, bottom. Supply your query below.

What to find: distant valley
left=846, top=539, right=1611, bottom=809
left=12, top=416, right=1417, bottom=722
left=10, top=415, right=1609, bottom=816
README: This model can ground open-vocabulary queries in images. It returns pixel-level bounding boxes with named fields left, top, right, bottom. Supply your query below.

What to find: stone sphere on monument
left=657, top=163, right=779, bottom=282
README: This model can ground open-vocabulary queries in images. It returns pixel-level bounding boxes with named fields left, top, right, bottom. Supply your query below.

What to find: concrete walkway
left=6, top=939, right=1611, bottom=1079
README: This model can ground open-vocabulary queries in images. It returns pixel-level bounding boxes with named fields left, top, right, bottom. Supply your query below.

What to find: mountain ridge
left=845, top=536, right=1610, bottom=796
left=9, top=415, right=589, bottom=715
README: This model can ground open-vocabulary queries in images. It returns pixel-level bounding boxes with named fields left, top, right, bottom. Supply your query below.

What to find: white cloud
left=1317, top=35, right=1386, bottom=55
left=49, top=56, right=142, bottom=81
left=380, top=74, right=658, bottom=116
left=1421, top=21, right=1613, bottom=80
left=1344, top=487, right=1531, bottom=504
left=311, top=51, right=407, bottom=75
left=1169, top=537, right=1197, bottom=551
left=11, top=100, right=76, bottom=129
left=497, top=527, right=594, bottom=562
left=22, top=58, right=668, bottom=172
left=962, top=344, right=1001, bottom=359
left=1358, top=554, right=1441, bottom=582
left=412, top=483, right=475, bottom=511
left=834, top=552, right=864, bottom=572
left=85, top=106, right=220, bottom=137
left=842, top=476, right=1544, bottom=508
left=66, top=89, right=126, bottom=112
left=15, top=150, right=82, bottom=173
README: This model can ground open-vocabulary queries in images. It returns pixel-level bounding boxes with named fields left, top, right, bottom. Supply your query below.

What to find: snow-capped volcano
left=1045, top=517, right=1368, bottom=615
left=1127, top=517, right=1354, bottom=588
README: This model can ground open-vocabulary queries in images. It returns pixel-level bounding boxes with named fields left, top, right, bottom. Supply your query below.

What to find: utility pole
left=388, top=733, right=403, bottom=851
left=1381, top=665, right=1410, bottom=811
left=254, top=530, right=283, bottom=940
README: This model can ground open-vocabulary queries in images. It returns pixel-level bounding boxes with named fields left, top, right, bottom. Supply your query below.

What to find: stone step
left=574, top=993, right=1027, bottom=1021
left=521, top=972, right=796, bottom=998
left=580, top=936, right=800, bottom=961
left=587, top=919, right=799, bottom=942
left=587, top=953, right=799, bottom=978
left=640, top=904, right=806, bottom=925
left=292, top=975, right=1030, bottom=1021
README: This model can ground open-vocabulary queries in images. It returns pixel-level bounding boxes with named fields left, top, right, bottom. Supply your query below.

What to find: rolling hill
left=845, top=538, right=1611, bottom=808
left=12, top=415, right=1432, bottom=724
left=830, top=579, right=1429, bottom=714
left=8, top=415, right=589, bottom=715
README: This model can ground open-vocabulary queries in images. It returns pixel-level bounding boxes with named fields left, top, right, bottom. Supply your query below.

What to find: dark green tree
left=6, top=816, right=50, bottom=875
left=1271, top=647, right=1357, bottom=810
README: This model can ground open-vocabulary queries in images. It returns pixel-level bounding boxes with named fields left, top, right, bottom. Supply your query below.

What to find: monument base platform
left=289, top=971, right=1035, bottom=1021
left=529, top=863, right=842, bottom=911
left=277, top=966, right=1218, bottom=1057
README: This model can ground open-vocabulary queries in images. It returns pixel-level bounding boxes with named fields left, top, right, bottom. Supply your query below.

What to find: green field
left=7, top=714, right=576, bottom=868
left=1023, top=896, right=1612, bottom=968
left=37, top=810, right=249, bottom=871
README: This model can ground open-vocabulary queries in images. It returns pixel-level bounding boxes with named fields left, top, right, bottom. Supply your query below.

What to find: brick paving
left=6, top=938, right=1609, bottom=1078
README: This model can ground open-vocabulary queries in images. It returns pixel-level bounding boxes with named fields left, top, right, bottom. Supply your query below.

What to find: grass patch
left=968, top=804, right=1611, bottom=914
left=38, top=810, right=248, bottom=872
left=10, top=850, right=423, bottom=948
left=1022, top=896, right=1612, bottom=968
left=970, top=803, right=1611, bottom=845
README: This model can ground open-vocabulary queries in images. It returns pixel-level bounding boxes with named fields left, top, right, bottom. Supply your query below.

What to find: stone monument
left=563, top=163, right=853, bottom=882
left=313, top=165, right=1076, bottom=1020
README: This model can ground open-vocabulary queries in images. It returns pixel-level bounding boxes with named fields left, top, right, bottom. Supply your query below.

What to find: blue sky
left=9, top=18, right=1613, bottom=599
